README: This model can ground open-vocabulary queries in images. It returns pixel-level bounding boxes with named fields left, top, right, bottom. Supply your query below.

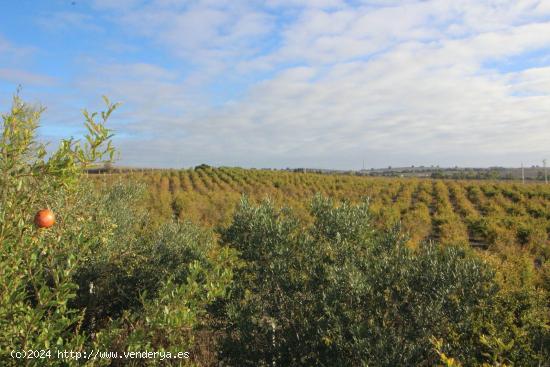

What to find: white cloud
left=0, top=68, right=56, bottom=86
left=152, top=0, right=550, bottom=168
left=35, top=11, right=104, bottom=32
left=508, top=66, right=550, bottom=95
left=0, top=35, right=53, bottom=89
left=10, top=0, right=550, bottom=168
left=0, top=35, right=36, bottom=61
left=115, top=1, right=275, bottom=63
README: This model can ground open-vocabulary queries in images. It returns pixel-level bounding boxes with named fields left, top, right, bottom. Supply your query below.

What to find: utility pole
left=521, top=162, right=525, bottom=184
left=544, top=159, right=548, bottom=184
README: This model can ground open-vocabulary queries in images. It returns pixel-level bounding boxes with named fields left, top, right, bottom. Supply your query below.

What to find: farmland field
left=97, top=166, right=550, bottom=262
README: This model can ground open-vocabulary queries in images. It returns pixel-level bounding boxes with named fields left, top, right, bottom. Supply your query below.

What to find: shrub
left=215, top=196, right=548, bottom=366
left=0, top=95, right=118, bottom=365
left=0, top=95, right=238, bottom=366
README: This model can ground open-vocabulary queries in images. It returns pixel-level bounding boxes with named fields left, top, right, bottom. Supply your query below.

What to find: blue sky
left=1, top=0, right=550, bottom=169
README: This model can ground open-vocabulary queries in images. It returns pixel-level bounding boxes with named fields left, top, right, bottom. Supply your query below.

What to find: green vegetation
left=0, top=96, right=236, bottom=366
left=1, top=96, right=549, bottom=365
left=101, top=166, right=550, bottom=262
left=217, top=197, right=516, bottom=366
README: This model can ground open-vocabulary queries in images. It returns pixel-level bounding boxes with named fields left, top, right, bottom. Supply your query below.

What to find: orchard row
left=96, top=167, right=550, bottom=262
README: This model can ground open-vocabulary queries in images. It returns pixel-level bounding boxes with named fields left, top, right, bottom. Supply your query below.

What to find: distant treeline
left=88, top=164, right=549, bottom=183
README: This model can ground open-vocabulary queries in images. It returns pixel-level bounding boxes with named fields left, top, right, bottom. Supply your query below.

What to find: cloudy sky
left=1, top=0, right=550, bottom=169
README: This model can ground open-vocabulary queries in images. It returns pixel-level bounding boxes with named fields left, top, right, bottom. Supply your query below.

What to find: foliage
left=0, top=95, right=237, bottom=366
left=2, top=94, right=548, bottom=366
left=99, top=167, right=550, bottom=270
left=0, top=94, right=118, bottom=366
left=215, top=197, right=549, bottom=366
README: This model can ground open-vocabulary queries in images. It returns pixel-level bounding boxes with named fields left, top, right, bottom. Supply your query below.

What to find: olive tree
left=217, top=195, right=548, bottom=366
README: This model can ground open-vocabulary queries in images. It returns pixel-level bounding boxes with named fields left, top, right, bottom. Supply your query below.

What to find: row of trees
left=103, top=166, right=550, bottom=263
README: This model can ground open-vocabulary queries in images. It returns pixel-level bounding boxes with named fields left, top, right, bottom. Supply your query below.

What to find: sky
left=1, top=0, right=550, bottom=169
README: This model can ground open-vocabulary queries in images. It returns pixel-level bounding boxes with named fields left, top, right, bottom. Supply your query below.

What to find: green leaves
left=217, top=197, right=549, bottom=366
left=0, top=93, right=119, bottom=366
left=45, top=96, right=118, bottom=186
left=80, top=96, right=118, bottom=167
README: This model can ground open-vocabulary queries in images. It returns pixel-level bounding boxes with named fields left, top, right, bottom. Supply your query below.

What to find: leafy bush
left=216, top=196, right=549, bottom=366
left=73, top=184, right=208, bottom=320
left=0, top=95, right=118, bottom=365
left=0, top=95, right=237, bottom=366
